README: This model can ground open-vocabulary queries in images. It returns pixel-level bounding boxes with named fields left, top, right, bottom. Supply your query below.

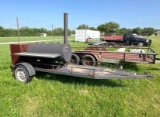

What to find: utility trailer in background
left=71, top=46, right=157, bottom=66
left=9, top=13, right=155, bottom=84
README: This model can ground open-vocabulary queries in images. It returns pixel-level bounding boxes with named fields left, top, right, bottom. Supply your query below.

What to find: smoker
left=27, top=43, right=72, bottom=63
left=10, top=13, right=154, bottom=83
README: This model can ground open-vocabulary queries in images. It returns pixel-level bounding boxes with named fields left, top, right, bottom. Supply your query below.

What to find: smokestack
left=64, top=13, right=68, bottom=44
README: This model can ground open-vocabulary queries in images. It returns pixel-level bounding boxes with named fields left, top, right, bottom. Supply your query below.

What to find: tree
left=4, top=29, right=16, bottom=37
left=97, top=24, right=105, bottom=32
left=0, top=26, right=5, bottom=37
left=69, top=29, right=75, bottom=34
left=142, top=27, right=155, bottom=36
left=53, top=28, right=63, bottom=36
left=21, top=26, right=30, bottom=36
left=89, top=27, right=97, bottom=30
left=132, top=27, right=142, bottom=35
left=97, top=22, right=119, bottom=34
left=77, top=24, right=89, bottom=29
left=117, top=28, right=129, bottom=35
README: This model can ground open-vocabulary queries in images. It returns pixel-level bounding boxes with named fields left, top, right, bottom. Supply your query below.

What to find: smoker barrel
left=27, top=43, right=72, bottom=62
left=23, top=13, right=71, bottom=63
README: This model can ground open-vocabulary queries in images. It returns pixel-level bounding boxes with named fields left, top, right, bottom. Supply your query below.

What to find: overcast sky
left=0, top=0, right=160, bottom=30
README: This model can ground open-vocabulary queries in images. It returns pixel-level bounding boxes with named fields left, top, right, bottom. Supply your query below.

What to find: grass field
left=0, top=36, right=66, bottom=42
left=0, top=36, right=160, bottom=117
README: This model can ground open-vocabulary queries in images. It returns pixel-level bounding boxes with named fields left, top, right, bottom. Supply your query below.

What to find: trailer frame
left=72, top=46, right=158, bottom=66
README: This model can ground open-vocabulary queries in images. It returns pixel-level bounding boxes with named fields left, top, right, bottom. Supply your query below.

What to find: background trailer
left=75, top=29, right=100, bottom=42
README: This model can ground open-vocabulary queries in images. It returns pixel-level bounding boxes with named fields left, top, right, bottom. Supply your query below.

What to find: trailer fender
left=86, top=54, right=101, bottom=64
left=14, top=62, right=35, bottom=77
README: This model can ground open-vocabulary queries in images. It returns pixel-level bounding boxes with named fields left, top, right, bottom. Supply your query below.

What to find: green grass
left=0, top=36, right=65, bottom=42
left=0, top=36, right=160, bottom=117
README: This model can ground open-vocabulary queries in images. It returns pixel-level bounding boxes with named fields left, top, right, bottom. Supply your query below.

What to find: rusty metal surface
left=10, top=43, right=32, bottom=65
left=101, top=52, right=154, bottom=63
left=73, top=49, right=156, bottom=64
left=10, top=42, right=72, bottom=65
left=84, top=46, right=107, bottom=51
left=104, top=35, right=123, bottom=41
left=34, top=64, right=155, bottom=79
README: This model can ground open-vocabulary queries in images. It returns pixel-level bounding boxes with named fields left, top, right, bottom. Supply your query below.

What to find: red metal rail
left=73, top=46, right=157, bottom=64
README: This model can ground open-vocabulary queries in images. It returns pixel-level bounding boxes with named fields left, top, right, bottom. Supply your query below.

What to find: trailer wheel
left=71, top=54, right=80, bottom=65
left=126, top=40, right=130, bottom=45
left=14, top=65, right=32, bottom=83
left=138, top=42, right=144, bottom=47
left=104, top=43, right=109, bottom=47
left=82, top=55, right=96, bottom=66
left=108, top=43, right=115, bottom=47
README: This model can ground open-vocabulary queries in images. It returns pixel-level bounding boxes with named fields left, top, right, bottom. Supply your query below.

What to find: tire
left=104, top=43, right=109, bottom=47
left=71, top=54, right=80, bottom=65
left=126, top=40, right=130, bottom=45
left=14, top=65, right=32, bottom=83
left=137, top=42, right=144, bottom=47
left=82, top=55, right=96, bottom=66
left=108, top=43, right=115, bottom=47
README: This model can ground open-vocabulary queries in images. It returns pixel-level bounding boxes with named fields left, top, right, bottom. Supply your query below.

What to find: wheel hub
left=16, top=69, right=27, bottom=82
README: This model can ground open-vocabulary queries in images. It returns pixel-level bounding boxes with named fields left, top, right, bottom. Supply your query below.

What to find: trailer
left=75, top=29, right=100, bottom=42
left=10, top=43, right=154, bottom=83
left=71, top=46, right=157, bottom=66
left=10, top=13, right=154, bottom=83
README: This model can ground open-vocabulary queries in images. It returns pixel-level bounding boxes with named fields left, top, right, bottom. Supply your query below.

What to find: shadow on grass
left=146, top=68, right=160, bottom=71
left=36, top=72, right=122, bottom=87
left=124, top=62, right=160, bottom=71
left=34, top=63, right=141, bottom=87
left=101, top=62, right=139, bottom=72
left=122, top=63, right=139, bottom=71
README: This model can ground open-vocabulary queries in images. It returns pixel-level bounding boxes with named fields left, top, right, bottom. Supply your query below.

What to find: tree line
left=0, top=22, right=159, bottom=37
left=0, top=26, right=75, bottom=37
left=78, top=22, right=157, bottom=36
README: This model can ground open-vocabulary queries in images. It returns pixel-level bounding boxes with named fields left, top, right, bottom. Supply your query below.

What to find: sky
left=0, top=0, right=160, bottom=30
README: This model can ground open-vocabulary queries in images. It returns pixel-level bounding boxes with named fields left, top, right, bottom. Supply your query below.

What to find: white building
left=155, top=31, right=160, bottom=36
left=41, top=33, right=47, bottom=37
left=75, top=29, right=100, bottom=42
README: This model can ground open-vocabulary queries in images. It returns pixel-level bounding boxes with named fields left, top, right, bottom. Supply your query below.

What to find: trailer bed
left=73, top=47, right=157, bottom=64
left=34, top=64, right=154, bottom=79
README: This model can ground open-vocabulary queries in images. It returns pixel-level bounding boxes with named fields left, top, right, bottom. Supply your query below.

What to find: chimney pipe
left=64, top=13, right=68, bottom=44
